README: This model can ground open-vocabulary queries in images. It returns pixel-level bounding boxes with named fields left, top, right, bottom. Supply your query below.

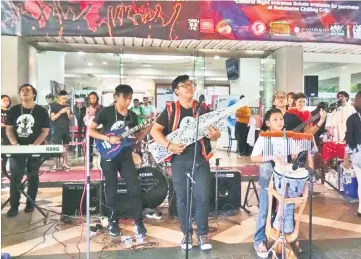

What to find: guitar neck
left=293, top=113, right=320, bottom=132
left=121, top=120, right=151, bottom=138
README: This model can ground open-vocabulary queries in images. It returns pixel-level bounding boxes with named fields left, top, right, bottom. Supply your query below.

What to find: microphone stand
left=309, top=167, right=313, bottom=259
left=85, top=127, right=91, bottom=259
left=215, top=158, right=220, bottom=219
left=185, top=99, right=202, bottom=259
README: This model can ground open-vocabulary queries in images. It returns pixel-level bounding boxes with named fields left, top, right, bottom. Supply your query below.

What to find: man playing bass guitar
left=88, top=84, right=149, bottom=236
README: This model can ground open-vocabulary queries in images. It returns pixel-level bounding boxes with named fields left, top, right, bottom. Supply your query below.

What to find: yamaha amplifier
left=61, top=182, right=102, bottom=217
left=168, top=170, right=241, bottom=217
left=101, top=181, right=135, bottom=218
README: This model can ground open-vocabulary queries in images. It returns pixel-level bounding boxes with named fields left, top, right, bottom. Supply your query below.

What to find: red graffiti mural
left=2, top=0, right=183, bottom=39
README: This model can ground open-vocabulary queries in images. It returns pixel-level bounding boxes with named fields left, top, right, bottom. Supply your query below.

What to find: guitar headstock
left=327, top=100, right=342, bottom=113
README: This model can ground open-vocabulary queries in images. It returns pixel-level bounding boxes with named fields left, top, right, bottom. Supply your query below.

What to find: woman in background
left=287, top=92, right=296, bottom=109
left=83, top=92, right=103, bottom=168
left=1, top=95, right=11, bottom=174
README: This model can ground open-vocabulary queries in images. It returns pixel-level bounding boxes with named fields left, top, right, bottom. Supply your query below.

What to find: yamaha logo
left=139, top=173, right=153, bottom=177
left=46, top=146, right=60, bottom=152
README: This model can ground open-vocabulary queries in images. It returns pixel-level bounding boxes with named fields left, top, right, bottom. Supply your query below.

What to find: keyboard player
left=5, top=84, right=50, bottom=217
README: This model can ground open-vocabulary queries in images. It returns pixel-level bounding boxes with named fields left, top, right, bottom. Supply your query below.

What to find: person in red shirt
left=288, top=92, right=312, bottom=122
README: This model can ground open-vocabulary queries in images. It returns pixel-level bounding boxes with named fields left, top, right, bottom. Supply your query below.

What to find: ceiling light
left=102, top=61, right=107, bottom=65
left=245, top=50, right=265, bottom=54
left=88, top=62, right=93, bottom=66
left=214, top=55, right=220, bottom=60
left=142, top=64, right=152, bottom=67
left=78, top=51, right=85, bottom=55
left=342, top=66, right=346, bottom=69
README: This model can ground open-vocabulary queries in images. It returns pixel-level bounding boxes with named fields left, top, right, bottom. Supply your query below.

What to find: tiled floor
left=1, top=151, right=361, bottom=258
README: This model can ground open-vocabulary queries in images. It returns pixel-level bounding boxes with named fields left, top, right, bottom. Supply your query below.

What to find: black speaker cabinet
left=101, top=167, right=169, bottom=218
left=304, top=75, right=319, bottom=98
left=61, top=182, right=102, bottom=217
left=210, top=170, right=241, bottom=211
left=168, top=170, right=241, bottom=217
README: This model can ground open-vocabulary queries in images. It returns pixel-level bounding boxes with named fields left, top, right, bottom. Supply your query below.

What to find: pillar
left=339, top=71, right=352, bottom=93
left=230, top=58, right=261, bottom=107
left=194, top=54, right=205, bottom=96
left=263, top=58, right=276, bottom=111
left=275, top=46, right=304, bottom=94
left=37, top=51, right=65, bottom=105
left=1, top=36, right=30, bottom=104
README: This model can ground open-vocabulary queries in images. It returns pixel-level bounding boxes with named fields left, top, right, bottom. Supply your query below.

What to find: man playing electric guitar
left=89, top=84, right=149, bottom=236
left=151, top=75, right=221, bottom=250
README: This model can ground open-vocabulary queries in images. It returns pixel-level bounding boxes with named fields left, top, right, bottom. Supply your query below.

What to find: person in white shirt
left=326, top=91, right=356, bottom=142
left=142, top=96, right=156, bottom=119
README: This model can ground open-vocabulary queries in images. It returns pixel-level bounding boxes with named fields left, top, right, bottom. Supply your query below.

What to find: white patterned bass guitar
left=149, top=97, right=247, bottom=163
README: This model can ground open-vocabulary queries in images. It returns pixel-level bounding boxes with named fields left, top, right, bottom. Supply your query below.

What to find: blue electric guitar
left=96, top=118, right=155, bottom=160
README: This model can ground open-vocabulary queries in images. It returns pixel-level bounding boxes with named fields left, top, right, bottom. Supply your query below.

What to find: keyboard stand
left=1, top=169, right=49, bottom=223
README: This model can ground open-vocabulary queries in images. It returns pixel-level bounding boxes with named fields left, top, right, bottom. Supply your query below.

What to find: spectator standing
left=142, top=96, right=156, bottom=119
left=50, top=90, right=73, bottom=171
left=83, top=92, right=103, bottom=168
left=1, top=95, right=11, bottom=173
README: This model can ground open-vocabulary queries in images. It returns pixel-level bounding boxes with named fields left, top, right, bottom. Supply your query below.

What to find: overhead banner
left=1, top=1, right=361, bottom=44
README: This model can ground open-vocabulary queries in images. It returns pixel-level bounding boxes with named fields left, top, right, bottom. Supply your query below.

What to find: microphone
left=196, top=94, right=205, bottom=110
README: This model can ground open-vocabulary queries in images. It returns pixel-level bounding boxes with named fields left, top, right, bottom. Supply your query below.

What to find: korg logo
left=46, top=146, right=60, bottom=152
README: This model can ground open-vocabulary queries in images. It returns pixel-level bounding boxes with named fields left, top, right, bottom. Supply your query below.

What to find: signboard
left=1, top=1, right=361, bottom=44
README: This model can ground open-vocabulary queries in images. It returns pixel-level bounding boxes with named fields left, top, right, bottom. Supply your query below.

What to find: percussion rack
left=261, top=130, right=314, bottom=259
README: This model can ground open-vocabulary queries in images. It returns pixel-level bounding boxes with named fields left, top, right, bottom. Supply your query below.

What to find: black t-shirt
left=6, top=104, right=50, bottom=145
left=1, top=109, right=9, bottom=144
left=345, top=113, right=361, bottom=149
left=284, top=112, right=303, bottom=131
left=156, top=104, right=210, bottom=161
left=51, top=103, right=72, bottom=130
left=93, top=105, right=138, bottom=141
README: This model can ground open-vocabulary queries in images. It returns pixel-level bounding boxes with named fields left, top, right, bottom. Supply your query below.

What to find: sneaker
left=7, top=206, right=18, bottom=217
left=181, top=234, right=193, bottom=250
left=254, top=242, right=268, bottom=258
left=135, top=220, right=147, bottom=237
left=24, top=202, right=34, bottom=213
left=198, top=235, right=212, bottom=251
left=62, top=165, right=71, bottom=171
left=145, top=212, right=162, bottom=220
left=109, top=221, right=121, bottom=236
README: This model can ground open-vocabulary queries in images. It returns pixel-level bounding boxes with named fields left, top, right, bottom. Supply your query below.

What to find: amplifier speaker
left=101, top=181, right=135, bottom=218
left=304, top=75, right=319, bottom=98
left=61, top=182, right=102, bottom=217
left=168, top=170, right=241, bottom=217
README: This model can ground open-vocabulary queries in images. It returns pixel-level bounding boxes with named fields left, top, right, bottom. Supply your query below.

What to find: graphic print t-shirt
left=93, top=105, right=138, bottom=153
left=1, top=109, right=9, bottom=144
left=6, top=104, right=50, bottom=145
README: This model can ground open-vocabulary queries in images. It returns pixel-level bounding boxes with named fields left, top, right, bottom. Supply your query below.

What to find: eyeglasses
left=178, top=81, right=196, bottom=89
